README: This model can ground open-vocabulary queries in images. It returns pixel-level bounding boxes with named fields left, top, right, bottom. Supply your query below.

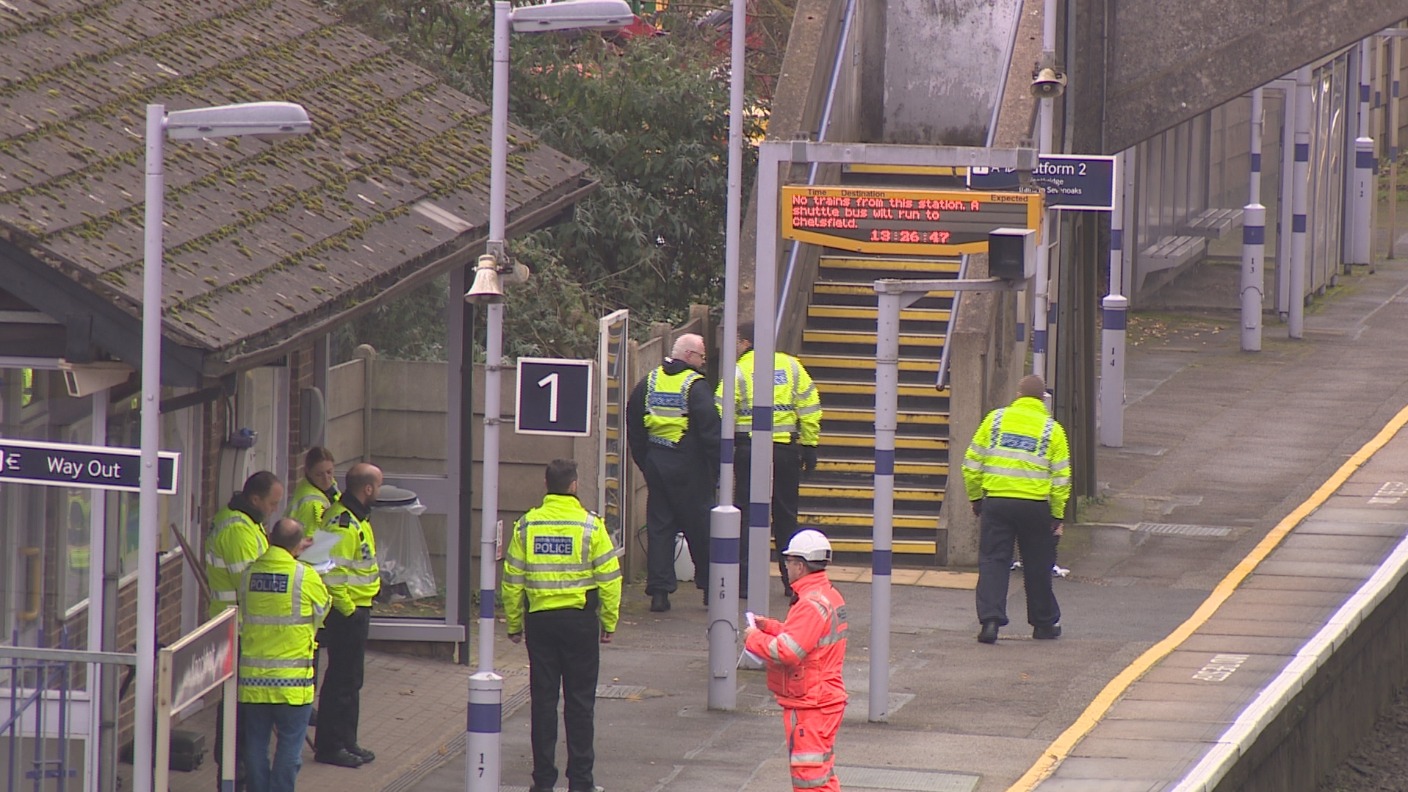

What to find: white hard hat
left=782, top=529, right=832, bottom=563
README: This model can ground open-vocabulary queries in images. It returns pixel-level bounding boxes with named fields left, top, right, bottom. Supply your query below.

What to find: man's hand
left=1051, top=520, right=1064, bottom=537
left=971, top=500, right=983, bottom=517
left=507, top=632, right=523, bottom=645
left=742, top=626, right=758, bottom=642
left=600, top=631, right=613, bottom=645
left=800, top=446, right=818, bottom=477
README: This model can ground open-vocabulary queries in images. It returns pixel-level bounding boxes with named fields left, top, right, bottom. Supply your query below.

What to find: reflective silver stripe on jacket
left=241, top=657, right=315, bottom=669
left=237, top=677, right=314, bottom=688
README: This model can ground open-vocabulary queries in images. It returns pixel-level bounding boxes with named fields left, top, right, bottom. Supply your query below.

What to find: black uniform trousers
left=733, top=438, right=802, bottom=585
left=315, top=605, right=370, bottom=756
left=526, top=591, right=602, bottom=792
left=642, top=447, right=713, bottom=595
left=975, top=497, right=1061, bottom=628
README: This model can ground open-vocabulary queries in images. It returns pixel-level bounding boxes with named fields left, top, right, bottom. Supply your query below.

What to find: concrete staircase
left=797, top=255, right=959, bottom=564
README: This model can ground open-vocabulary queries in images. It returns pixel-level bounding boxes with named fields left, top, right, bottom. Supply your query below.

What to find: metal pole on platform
left=1099, top=152, right=1126, bottom=447
left=1289, top=67, right=1310, bottom=339
left=870, top=288, right=902, bottom=723
left=1242, top=88, right=1266, bottom=352
left=707, top=0, right=747, bottom=711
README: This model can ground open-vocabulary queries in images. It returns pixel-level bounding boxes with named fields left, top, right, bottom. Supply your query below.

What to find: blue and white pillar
left=707, top=506, right=740, bottom=709
left=1289, top=67, right=1311, bottom=338
left=1099, top=151, right=1126, bottom=448
left=870, top=287, right=901, bottom=723
left=1243, top=88, right=1266, bottom=351
left=1351, top=137, right=1375, bottom=268
left=466, top=672, right=503, bottom=792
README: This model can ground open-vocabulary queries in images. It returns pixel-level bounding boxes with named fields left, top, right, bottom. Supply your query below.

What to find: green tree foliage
left=328, top=0, right=783, bottom=360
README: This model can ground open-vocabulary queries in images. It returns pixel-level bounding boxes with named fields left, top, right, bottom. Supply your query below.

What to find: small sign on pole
left=515, top=358, right=593, bottom=437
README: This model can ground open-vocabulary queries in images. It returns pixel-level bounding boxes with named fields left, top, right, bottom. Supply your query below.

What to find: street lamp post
left=139, top=100, right=310, bottom=792
left=462, top=3, right=632, bottom=790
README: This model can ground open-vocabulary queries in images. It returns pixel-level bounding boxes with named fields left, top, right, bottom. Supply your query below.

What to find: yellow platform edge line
left=1006, top=402, right=1408, bottom=791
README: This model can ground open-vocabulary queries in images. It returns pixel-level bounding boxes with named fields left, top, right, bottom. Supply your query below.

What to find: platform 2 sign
left=966, top=154, right=1117, bottom=211
left=781, top=186, right=1043, bottom=255
left=0, top=438, right=178, bottom=493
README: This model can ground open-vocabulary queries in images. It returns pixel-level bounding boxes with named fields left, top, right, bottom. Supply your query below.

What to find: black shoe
left=314, top=749, right=364, bottom=768
left=977, top=621, right=1000, bottom=644
left=347, top=745, right=375, bottom=763
left=650, top=593, right=670, bottom=612
left=702, top=588, right=710, bottom=607
left=1033, top=623, right=1062, bottom=640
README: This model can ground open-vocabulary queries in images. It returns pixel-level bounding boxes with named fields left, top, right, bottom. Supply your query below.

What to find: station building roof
left=0, top=0, right=593, bottom=384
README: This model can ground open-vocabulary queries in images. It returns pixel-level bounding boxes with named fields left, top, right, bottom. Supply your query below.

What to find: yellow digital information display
left=781, top=186, right=1042, bottom=255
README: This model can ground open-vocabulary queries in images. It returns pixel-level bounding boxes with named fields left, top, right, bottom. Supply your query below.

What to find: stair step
left=819, top=381, right=950, bottom=398
left=807, top=355, right=938, bottom=372
left=801, top=483, right=944, bottom=502
left=804, top=511, right=939, bottom=530
left=818, top=459, right=948, bottom=476
left=823, top=432, right=948, bottom=450
left=815, top=282, right=955, bottom=298
left=827, top=537, right=939, bottom=555
left=803, top=329, right=946, bottom=347
left=825, top=407, right=948, bottom=425
left=808, top=304, right=952, bottom=323
left=819, top=257, right=961, bottom=274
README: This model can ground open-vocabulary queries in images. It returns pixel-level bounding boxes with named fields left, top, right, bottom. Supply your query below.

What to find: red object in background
left=614, top=14, right=665, bottom=40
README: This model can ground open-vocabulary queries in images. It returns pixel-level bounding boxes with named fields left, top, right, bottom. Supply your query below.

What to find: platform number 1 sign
left=515, top=357, right=593, bottom=437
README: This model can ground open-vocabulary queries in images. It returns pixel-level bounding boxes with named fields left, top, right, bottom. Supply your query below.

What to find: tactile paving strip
left=1134, top=522, right=1232, bottom=538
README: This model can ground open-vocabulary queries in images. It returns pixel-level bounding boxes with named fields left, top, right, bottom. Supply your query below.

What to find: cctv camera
left=58, top=360, right=134, bottom=398
left=1031, top=67, right=1067, bottom=98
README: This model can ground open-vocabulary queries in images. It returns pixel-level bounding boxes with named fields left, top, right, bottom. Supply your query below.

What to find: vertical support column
left=707, top=507, right=739, bottom=710
left=219, top=675, right=237, bottom=792
left=1243, top=88, right=1266, bottom=352
left=86, top=393, right=109, bottom=792
left=707, top=0, right=747, bottom=710
left=1390, top=35, right=1401, bottom=260
left=870, top=288, right=900, bottom=724
left=1099, top=296, right=1127, bottom=446
left=154, top=649, right=172, bottom=792
left=748, top=144, right=784, bottom=619
left=1031, top=226, right=1049, bottom=377
left=466, top=672, right=503, bottom=792
left=1277, top=83, right=1296, bottom=317
left=1289, top=67, right=1311, bottom=338
left=1352, top=138, right=1375, bottom=268
left=1241, top=205, right=1267, bottom=351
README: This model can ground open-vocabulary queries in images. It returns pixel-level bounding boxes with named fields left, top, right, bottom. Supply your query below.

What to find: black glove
left=971, top=500, right=983, bottom=516
left=800, top=446, right=818, bottom=476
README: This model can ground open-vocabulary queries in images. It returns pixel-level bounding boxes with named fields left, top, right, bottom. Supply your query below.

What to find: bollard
left=1241, top=204, right=1266, bottom=352
left=1352, top=137, right=1374, bottom=268
left=708, top=505, right=740, bottom=710
left=466, top=671, right=503, bottom=792
left=1099, top=295, right=1128, bottom=446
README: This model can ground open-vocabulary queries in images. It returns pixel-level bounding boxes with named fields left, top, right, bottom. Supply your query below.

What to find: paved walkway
left=146, top=239, right=1408, bottom=792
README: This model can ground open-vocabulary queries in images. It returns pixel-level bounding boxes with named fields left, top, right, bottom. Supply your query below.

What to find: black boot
left=650, top=592, right=670, bottom=612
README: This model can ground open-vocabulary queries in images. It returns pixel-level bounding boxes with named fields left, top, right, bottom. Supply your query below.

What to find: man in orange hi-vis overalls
left=743, top=529, right=849, bottom=791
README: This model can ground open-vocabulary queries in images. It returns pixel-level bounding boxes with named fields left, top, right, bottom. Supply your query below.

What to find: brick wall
left=286, top=343, right=317, bottom=484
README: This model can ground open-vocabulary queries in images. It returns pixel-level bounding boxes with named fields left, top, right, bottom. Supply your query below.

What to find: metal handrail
left=934, top=254, right=970, bottom=390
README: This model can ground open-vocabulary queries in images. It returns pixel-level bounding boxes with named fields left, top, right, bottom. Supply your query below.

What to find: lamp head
left=509, top=0, right=635, bottom=32
left=164, top=101, right=312, bottom=140
left=465, top=254, right=505, bottom=305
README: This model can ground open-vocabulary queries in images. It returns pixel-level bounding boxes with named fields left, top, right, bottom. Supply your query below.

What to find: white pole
left=1389, top=35, right=1400, bottom=260
left=467, top=5, right=510, bottom=790
left=136, top=101, right=165, bottom=792
left=86, top=393, right=107, bottom=792
left=1031, top=0, right=1056, bottom=377
left=748, top=145, right=782, bottom=618
left=1099, top=152, right=1126, bottom=447
left=1289, top=67, right=1310, bottom=338
left=1242, top=88, right=1266, bottom=352
left=707, top=0, right=747, bottom=711
left=870, top=290, right=900, bottom=723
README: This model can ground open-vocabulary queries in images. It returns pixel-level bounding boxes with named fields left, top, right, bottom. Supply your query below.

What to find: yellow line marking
left=1006, top=403, right=1408, bottom=791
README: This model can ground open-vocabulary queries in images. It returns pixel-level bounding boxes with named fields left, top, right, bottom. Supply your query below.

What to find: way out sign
left=516, top=358, right=593, bottom=437
left=0, top=438, right=179, bottom=493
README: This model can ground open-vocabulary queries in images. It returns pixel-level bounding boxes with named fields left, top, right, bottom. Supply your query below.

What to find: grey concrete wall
left=880, top=0, right=1023, bottom=146
left=1077, top=0, right=1406, bottom=153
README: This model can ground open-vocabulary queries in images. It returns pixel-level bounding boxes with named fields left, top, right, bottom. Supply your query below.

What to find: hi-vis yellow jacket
left=237, top=546, right=329, bottom=705
left=717, top=350, right=822, bottom=446
left=288, top=477, right=338, bottom=537
left=961, top=396, right=1071, bottom=519
left=643, top=366, right=705, bottom=445
left=321, top=497, right=378, bottom=615
left=205, top=500, right=269, bottom=620
left=501, top=494, right=622, bottom=635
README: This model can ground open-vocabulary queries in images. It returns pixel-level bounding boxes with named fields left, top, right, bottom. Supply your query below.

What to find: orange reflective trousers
left=784, top=701, right=845, bottom=791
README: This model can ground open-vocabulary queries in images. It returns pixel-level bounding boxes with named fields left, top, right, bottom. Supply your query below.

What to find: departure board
left=781, top=186, right=1042, bottom=255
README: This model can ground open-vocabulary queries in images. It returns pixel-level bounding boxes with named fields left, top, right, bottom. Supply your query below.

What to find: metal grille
left=836, top=765, right=981, bottom=791
left=1134, top=522, right=1232, bottom=537
left=595, top=684, right=647, bottom=699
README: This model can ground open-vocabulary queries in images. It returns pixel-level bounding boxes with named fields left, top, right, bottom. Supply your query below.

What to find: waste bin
left=373, top=485, right=436, bottom=601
